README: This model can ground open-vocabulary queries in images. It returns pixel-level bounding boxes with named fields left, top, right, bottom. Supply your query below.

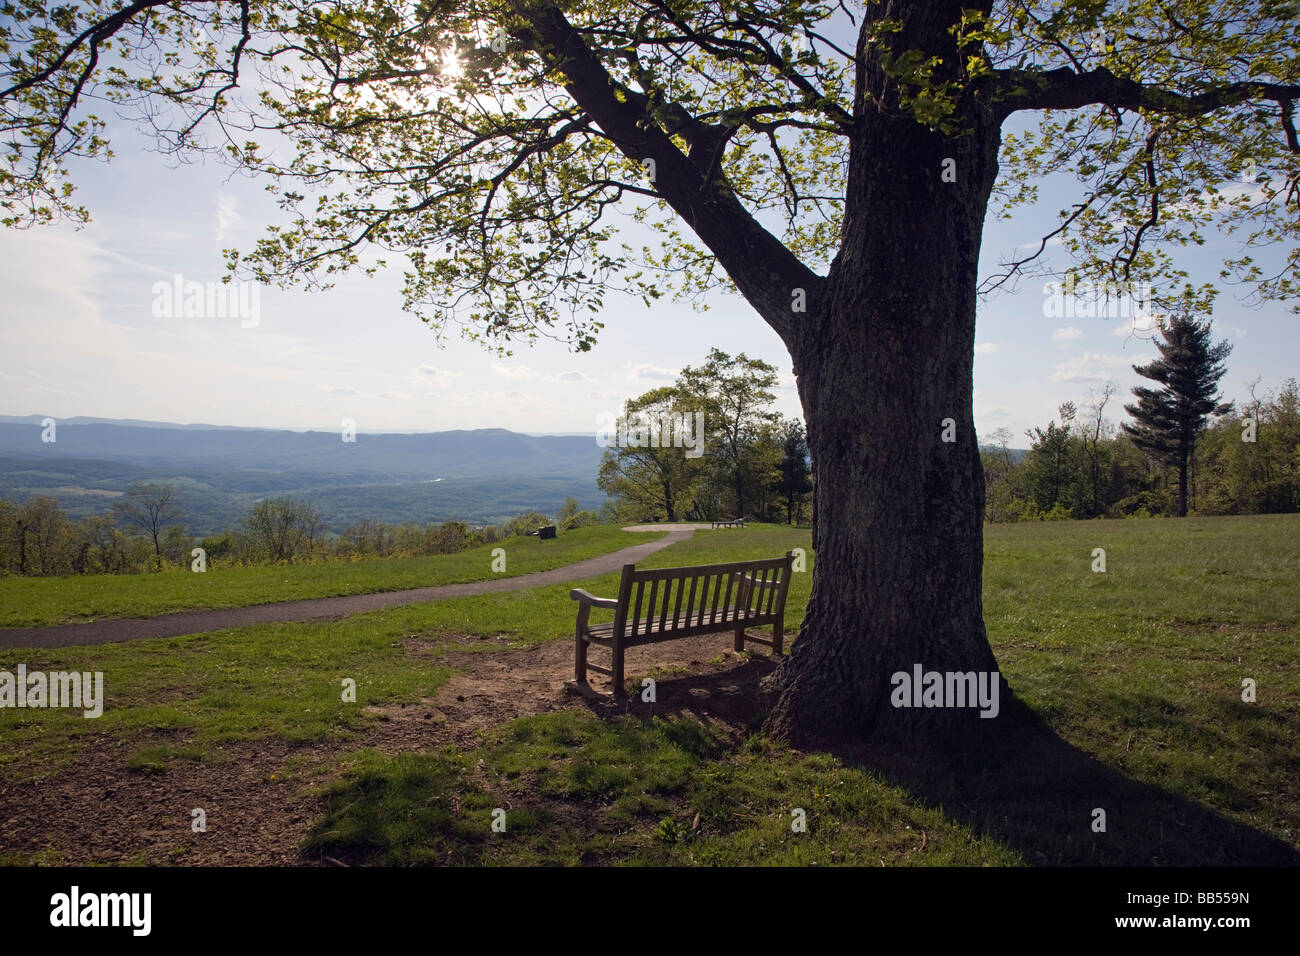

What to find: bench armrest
left=570, top=588, right=619, bottom=609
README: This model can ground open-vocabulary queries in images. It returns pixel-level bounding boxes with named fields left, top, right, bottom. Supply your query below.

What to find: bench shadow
left=582, top=655, right=1299, bottom=866
left=573, top=650, right=780, bottom=731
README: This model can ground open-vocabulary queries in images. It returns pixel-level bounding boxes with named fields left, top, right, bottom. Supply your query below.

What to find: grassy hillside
left=1, top=515, right=1295, bottom=865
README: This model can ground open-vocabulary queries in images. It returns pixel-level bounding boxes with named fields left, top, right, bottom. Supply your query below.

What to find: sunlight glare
left=442, top=48, right=463, bottom=79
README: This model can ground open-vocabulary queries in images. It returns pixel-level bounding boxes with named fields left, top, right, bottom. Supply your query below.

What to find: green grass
left=2, top=515, right=1297, bottom=864
left=305, top=712, right=1018, bottom=865
left=0, top=613, right=457, bottom=780
left=298, top=514, right=1300, bottom=865
left=0, top=525, right=659, bottom=627
left=981, top=514, right=1300, bottom=852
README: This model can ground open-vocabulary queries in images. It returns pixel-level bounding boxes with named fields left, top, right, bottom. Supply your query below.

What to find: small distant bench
left=569, top=552, right=795, bottom=696
left=710, top=517, right=745, bottom=529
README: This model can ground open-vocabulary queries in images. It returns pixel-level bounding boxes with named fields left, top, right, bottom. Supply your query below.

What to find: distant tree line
left=984, top=378, right=1300, bottom=521
left=0, top=483, right=605, bottom=577
left=597, top=348, right=813, bottom=524
left=985, top=315, right=1296, bottom=521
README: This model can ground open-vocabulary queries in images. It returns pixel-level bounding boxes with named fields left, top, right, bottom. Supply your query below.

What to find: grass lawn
left=303, top=714, right=1019, bottom=865
left=1, top=515, right=1296, bottom=865
left=0, top=524, right=660, bottom=628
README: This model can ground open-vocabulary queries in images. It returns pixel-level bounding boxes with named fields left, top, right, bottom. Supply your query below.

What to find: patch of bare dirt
left=0, top=632, right=780, bottom=866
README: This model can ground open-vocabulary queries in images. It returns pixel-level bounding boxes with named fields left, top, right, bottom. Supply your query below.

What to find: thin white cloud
left=557, top=370, right=586, bottom=382
left=975, top=405, right=1015, bottom=422
left=974, top=342, right=997, bottom=355
left=1013, top=234, right=1064, bottom=252
left=629, top=362, right=676, bottom=381
left=1052, top=352, right=1131, bottom=383
left=1052, top=327, right=1083, bottom=346
left=491, top=362, right=532, bottom=380
left=412, top=365, right=454, bottom=386
left=1113, top=312, right=1163, bottom=338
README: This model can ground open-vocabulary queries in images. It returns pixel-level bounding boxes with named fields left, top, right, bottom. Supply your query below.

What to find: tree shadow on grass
left=605, top=658, right=1299, bottom=866
left=852, top=692, right=1299, bottom=866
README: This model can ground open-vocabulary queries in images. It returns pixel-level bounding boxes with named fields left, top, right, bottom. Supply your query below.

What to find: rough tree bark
left=764, top=3, right=1007, bottom=745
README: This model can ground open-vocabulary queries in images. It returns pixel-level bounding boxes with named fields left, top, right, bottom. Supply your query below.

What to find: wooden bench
left=710, top=517, right=745, bottom=529
left=569, top=552, right=795, bottom=696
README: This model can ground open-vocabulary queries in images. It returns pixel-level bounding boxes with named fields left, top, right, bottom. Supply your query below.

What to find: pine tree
left=1122, top=314, right=1233, bottom=517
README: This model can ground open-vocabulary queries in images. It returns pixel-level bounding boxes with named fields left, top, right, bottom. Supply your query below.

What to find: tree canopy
left=3, top=0, right=1297, bottom=341
left=596, top=348, right=789, bottom=521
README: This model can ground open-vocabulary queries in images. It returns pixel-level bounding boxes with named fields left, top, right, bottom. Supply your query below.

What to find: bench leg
left=572, top=604, right=592, bottom=687
left=773, top=618, right=784, bottom=656
left=611, top=637, right=626, bottom=698
left=734, top=574, right=751, bottom=653
left=574, top=630, right=588, bottom=684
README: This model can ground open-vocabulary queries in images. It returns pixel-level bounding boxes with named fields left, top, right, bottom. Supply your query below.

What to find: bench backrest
left=613, top=552, right=795, bottom=641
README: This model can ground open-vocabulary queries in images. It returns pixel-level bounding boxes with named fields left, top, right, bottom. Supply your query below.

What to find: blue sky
left=0, top=109, right=1294, bottom=442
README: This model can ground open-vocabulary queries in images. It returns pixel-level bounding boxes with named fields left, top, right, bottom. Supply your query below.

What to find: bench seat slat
left=583, top=607, right=776, bottom=646
left=583, top=607, right=780, bottom=635
left=646, top=578, right=659, bottom=639
left=671, top=575, right=685, bottom=629
left=695, top=573, right=711, bottom=628
left=722, top=572, right=735, bottom=627
left=631, top=579, right=645, bottom=640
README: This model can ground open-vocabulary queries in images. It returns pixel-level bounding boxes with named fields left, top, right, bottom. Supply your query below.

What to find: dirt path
left=0, top=527, right=700, bottom=650
left=0, top=629, right=779, bottom=865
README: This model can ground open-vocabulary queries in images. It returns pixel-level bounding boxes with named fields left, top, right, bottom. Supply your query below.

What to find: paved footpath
left=0, top=526, right=708, bottom=650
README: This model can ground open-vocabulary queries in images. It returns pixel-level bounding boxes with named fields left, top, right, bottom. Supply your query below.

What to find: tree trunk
left=765, top=68, right=1006, bottom=746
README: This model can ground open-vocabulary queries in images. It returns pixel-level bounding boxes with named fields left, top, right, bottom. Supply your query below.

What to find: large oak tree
left=3, top=0, right=1297, bottom=745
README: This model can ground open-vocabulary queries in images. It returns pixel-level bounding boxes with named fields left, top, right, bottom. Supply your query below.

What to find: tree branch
left=990, top=66, right=1300, bottom=120
left=516, top=2, right=823, bottom=347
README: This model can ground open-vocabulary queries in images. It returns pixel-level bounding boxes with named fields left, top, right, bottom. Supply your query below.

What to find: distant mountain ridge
left=0, top=415, right=248, bottom=430
left=0, top=415, right=597, bottom=438
left=0, top=417, right=607, bottom=534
